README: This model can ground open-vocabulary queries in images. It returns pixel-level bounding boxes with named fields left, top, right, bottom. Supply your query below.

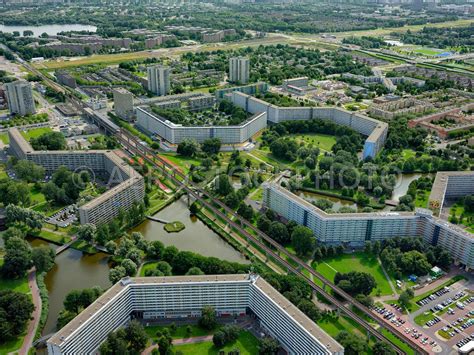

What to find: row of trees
left=177, top=137, right=222, bottom=157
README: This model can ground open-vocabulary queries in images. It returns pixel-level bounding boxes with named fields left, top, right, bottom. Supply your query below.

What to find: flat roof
left=429, top=171, right=474, bottom=206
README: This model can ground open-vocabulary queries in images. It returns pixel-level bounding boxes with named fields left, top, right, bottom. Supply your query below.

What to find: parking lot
left=47, top=205, right=78, bottom=227
left=371, top=304, right=441, bottom=353
left=404, top=277, right=474, bottom=353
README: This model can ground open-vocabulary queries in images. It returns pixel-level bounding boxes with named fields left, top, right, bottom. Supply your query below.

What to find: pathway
left=378, top=257, right=398, bottom=297
left=17, top=269, right=42, bottom=355
left=142, top=335, right=214, bottom=355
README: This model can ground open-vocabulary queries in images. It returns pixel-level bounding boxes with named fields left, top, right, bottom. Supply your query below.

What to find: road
left=17, top=269, right=42, bottom=355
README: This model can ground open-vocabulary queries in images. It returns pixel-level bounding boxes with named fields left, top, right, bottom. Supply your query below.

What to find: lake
left=132, top=197, right=249, bottom=263
left=0, top=24, right=97, bottom=37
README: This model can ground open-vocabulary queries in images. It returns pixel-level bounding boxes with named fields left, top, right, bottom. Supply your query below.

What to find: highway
left=17, top=52, right=428, bottom=355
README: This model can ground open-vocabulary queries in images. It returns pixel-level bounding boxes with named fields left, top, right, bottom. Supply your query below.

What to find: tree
left=77, top=223, right=96, bottom=243
left=109, top=266, right=127, bottom=284
left=2, top=237, right=32, bottom=279
left=212, top=330, right=226, bottom=348
left=157, top=333, right=172, bottom=355
left=177, top=139, right=199, bottom=157
left=32, top=245, right=56, bottom=273
left=336, top=331, right=367, bottom=354
left=0, top=290, right=34, bottom=341
left=334, top=271, right=376, bottom=296
left=100, top=330, right=129, bottom=354
left=121, top=259, right=137, bottom=276
left=201, top=138, right=221, bottom=155
left=214, top=174, right=233, bottom=196
left=186, top=266, right=204, bottom=275
left=268, top=221, right=290, bottom=244
left=373, top=341, right=396, bottom=355
left=291, top=226, right=315, bottom=258
left=199, top=306, right=217, bottom=330
left=364, top=241, right=372, bottom=255
left=398, top=288, right=414, bottom=310
left=125, top=320, right=148, bottom=353
left=258, top=337, right=280, bottom=355
left=147, top=240, right=165, bottom=260
left=13, top=160, right=45, bottom=183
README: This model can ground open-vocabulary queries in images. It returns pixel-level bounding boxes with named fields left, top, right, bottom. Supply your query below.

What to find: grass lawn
left=401, top=149, right=416, bottom=160
left=249, top=187, right=263, bottom=202
left=290, top=133, right=337, bottom=152
left=415, top=190, right=430, bottom=209
left=172, top=330, right=259, bottom=355
left=19, top=127, right=53, bottom=141
left=31, top=229, right=71, bottom=245
left=0, top=259, right=30, bottom=294
left=313, top=252, right=393, bottom=296
left=317, top=315, right=366, bottom=339
left=71, top=240, right=97, bottom=254
left=140, top=261, right=159, bottom=277
left=159, top=153, right=202, bottom=174
left=449, top=202, right=474, bottom=233
left=0, top=132, right=9, bottom=144
left=145, top=324, right=215, bottom=341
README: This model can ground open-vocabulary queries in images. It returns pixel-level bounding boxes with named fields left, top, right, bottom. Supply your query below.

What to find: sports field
left=313, top=252, right=394, bottom=296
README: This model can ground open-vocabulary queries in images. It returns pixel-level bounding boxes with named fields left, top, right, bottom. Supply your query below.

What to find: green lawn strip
left=159, top=153, right=202, bottom=174
left=380, top=328, right=415, bottom=355
left=290, top=133, right=336, bottom=152
left=139, top=261, right=159, bottom=277
left=172, top=330, right=259, bottom=355
left=145, top=324, right=215, bottom=341
left=70, top=240, right=98, bottom=254
left=31, top=229, right=71, bottom=245
left=0, top=133, right=9, bottom=144
left=313, top=252, right=393, bottom=296
left=19, top=127, right=53, bottom=141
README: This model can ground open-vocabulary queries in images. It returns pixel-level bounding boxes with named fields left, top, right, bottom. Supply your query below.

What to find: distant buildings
left=147, top=65, right=170, bottom=96
left=4, top=80, right=36, bottom=116
left=113, top=88, right=134, bottom=121
left=229, top=57, right=250, bottom=84
left=47, top=274, right=344, bottom=355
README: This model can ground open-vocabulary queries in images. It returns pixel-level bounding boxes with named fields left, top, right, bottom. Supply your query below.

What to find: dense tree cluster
left=30, top=131, right=66, bottom=151
left=42, top=166, right=90, bottom=205
left=379, top=237, right=452, bottom=279
left=99, top=320, right=148, bottom=355
left=0, top=290, right=34, bottom=343
left=212, top=325, right=239, bottom=347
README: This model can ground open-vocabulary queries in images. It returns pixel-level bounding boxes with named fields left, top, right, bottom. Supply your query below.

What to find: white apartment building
left=262, top=174, right=474, bottom=269
left=229, top=57, right=250, bottom=85
left=8, top=128, right=145, bottom=226
left=47, top=274, right=343, bottom=355
left=4, top=80, right=36, bottom=116
left=147, top=65, right=170, bottom=96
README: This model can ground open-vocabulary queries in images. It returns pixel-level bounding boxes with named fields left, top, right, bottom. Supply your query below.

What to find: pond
left=27, top=238, right=111, bottom=336
left=392, top=173, right=430, bottom=202
left=0, top=24, right=97, bottom=37
left=131, top=197, right=249, bottom=264
left=296, top=190, right=358, bottom=212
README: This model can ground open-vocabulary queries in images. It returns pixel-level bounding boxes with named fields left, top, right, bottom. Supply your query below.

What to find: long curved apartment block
left=47, top=274, right=344, bottom=355
left=228, top=91, right=388, bottom=159
left=262, top=172, right=474, bottom=269
left=8, top=128, right=145, bottom=226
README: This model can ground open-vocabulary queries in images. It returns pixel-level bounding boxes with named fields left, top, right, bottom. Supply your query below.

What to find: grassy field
left=164, top=221, right=185, bottom=233
left=291, top=133, right=337, bottom=153
left=0, top=132, right=9, bottom=144
left=19, top=127, right=53, bottom=141
left=313, top=252, right=393, bottom=296
left=449, top=203, right=474, bottom=233
left=145, top=324, right=215, bottom=341
left=172, top=330, right=259, bottom=355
